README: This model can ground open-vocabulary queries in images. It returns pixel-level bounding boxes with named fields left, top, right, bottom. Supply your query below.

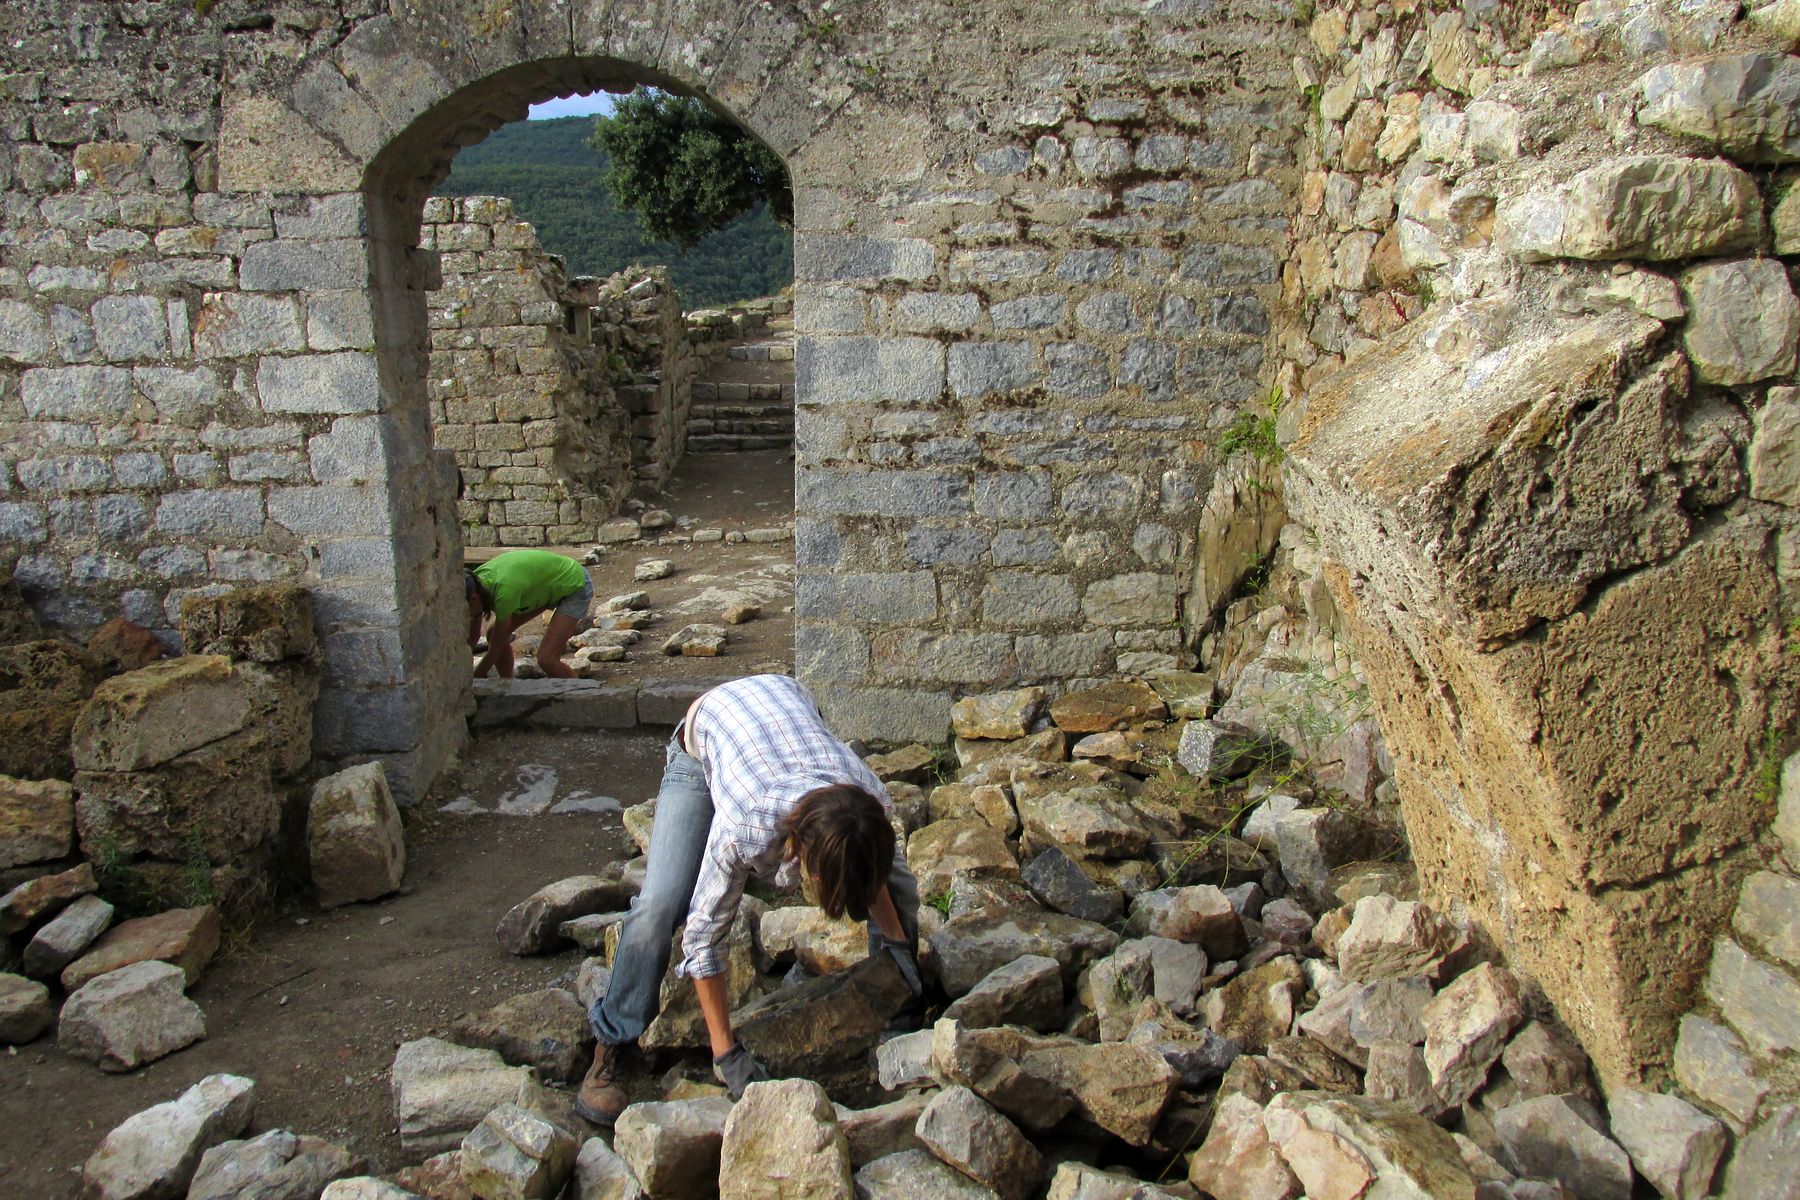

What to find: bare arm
left=473, top=615, right=518, bottom=677
left=870, top=884, right=906, bottom=943
left=692, top=972, right=738, bottom=1058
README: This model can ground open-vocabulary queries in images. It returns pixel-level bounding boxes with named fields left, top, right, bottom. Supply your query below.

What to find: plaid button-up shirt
left=676, top=674, right=897, bottom=979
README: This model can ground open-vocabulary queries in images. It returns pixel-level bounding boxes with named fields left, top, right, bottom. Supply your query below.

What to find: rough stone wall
left=423, top=195, right=633, bottom=546
left=0, top=0, right=1311, bottom=792
left=1279, top=0, right=1800, bottom=1105
left=596, top=269, right=693, bottom=491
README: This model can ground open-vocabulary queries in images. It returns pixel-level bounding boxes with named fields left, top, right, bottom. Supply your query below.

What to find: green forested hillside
left=435, top=116, right=793, bottom=307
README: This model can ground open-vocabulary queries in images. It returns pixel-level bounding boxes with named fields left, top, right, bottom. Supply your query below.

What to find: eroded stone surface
left=83, top=1074, right=256, bottom=1200
left=613, top=1096, right=733, bottom=1199
left=309, top=761, right=405, bottom=909
left=58, top=959, right=206, bottom=1071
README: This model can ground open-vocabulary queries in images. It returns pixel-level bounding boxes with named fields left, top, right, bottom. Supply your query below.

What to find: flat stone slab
left=62, top=904, right=221, bottom=991
left=472, top=679, right=638, bottom=730
left=636, top=678, right=734, bottom=725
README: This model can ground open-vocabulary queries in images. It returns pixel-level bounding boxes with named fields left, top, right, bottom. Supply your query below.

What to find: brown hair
left=782, top=784, right=894, bottom=922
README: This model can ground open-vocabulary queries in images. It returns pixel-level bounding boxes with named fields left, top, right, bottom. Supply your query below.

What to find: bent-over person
left=465, top=549, right=593, bottom=680
left=576, top=673, right=921, bottom=1124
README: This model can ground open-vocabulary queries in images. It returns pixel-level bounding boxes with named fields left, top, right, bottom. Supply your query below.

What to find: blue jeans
left=588, top=735, right=921, bottom=1046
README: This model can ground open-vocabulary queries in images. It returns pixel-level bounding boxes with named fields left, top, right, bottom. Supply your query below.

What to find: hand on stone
left=713, top=1042, right=772, bottom=1100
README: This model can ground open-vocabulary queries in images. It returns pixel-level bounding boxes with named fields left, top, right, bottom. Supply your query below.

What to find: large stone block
left=719, top=1079, right=853, bottom=1200
left=61, top=905, right=222, bottom=991
left=1637, top=53, right=1800, bottom=162
left=83, top=1074, right=257, bottom=1199
left=0, top=775, right=74, bottom=867
left=178, top=584, right=316, bottom=663
left=390, top=1037, right=533, bottom=1154
left=1495, top=155, right=1763, bottom=262
left=58, top=959, right=207, bottom=1072
left=309, top=761, right=405, bottom=908
left=75, top=728, right=278, bottom=864
left=73, top=657, right=255, bottom=773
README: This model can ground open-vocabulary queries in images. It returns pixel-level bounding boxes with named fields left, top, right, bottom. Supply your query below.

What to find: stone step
left=691, top=381, right=792, bottom=403
left=685, top=433, right=794, bottom=452
left=687, top=420, right=794, bottom=437
left=690, top=403, right=795, bottom=420
left=726, top=341, right=796, bottom=362
left=472, top=676, right=738, bottom=729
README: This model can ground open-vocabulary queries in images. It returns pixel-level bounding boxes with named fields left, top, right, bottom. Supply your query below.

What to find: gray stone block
left=1181, top=243, right=1280, bottom=285
left=1207, top=295, right=1269, bottom=336
left=1062, top=472, right=1143, bottom=520
left=1044, top=343, right=1111, bottom=398
left=20, top=366, right=132, bottom=420
left=154, top=489, right=265, bottom=537
left=894, top=292, right=981, bottom=333
left=306, top=290, right=375, bottom=351
left=92, top=295, right=168, bottom=361
left=135, top=366, right=224, bottom=423
left=973, top=473, right=1054, bottom=522
left=873, top=630, right=1016, bottom=685
left=981, top=573, right=1080, bottom=625
left=796, top=336, right=944, bottom=405
left=112, top=453, right=168, bottom=488
left=239, top=238, right=367, bottom=291
left=1015, top=631, right=1113, bottom=677
left=471, top=678, right=638, bottom=730
left=0, top=300, right=53, bottom=362
left=15, top=456, right=112, bottom=494
left=795, top=235, right=934, bottom=283
left=257, top=351, right=381, bottom=415
left=812, top=685, right=951, bottom=746
left=793, top=518, right=843, bottom=567
left=266, top=485, right=390, bottom=537
left=637, top=678, right=730, bottom=725
left=989, top=295, right=1067, bottom=330
left=274, top=193, right=367, bottom=240
left=992, top=528, right=1059, bottom=566
left=797, top=572, right=939, bottom=623
left=947, top=342, right=1041, bottom=399
left=1074, top=293, right=1137, bottom=334
left=194, top=293, right=306, bottom=357
left=797, top=469, right=970, bottom=519
left=795, top=622, right=871, bottom=683
left=1121, top=338, right=1179, bottom=400
left=0, top=502, right=46, bottom=544
left=907, top=527, right=988, bottom=566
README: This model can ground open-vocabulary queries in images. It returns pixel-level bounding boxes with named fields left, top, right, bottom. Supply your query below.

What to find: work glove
left=713, top=1043, right=772, bottom=1100
left=873, top=934, right=924, bottom=1000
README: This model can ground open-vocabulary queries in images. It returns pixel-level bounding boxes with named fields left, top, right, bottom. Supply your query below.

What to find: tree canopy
left=588, top=89, right=793, bottom=248
left=434, top=115, right=792, bottom=307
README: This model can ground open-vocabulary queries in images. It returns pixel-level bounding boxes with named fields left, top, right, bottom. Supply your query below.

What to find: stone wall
left=598, top=269, right=693, bottom=491
left=1276, top=0, right=1800, bottom=1113
left=0, top=0, right=1312, bottom=795
left=423, top=195, right=633, bottom=546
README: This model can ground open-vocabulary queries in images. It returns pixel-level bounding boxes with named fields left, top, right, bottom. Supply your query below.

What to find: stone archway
left=212, top=8, right=854, bottom=800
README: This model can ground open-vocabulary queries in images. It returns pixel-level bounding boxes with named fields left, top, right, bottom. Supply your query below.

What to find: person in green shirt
left=465, top=549, right=594, bottom=679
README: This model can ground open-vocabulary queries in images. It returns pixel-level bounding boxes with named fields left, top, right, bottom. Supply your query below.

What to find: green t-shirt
left=473, top=550, right=588, bottom=621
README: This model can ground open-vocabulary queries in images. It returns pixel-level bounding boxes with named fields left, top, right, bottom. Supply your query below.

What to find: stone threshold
left=471, top=675, right=740, bottom=730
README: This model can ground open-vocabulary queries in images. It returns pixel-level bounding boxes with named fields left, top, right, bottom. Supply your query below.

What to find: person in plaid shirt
left=576, top=674, right=921, bottom=1124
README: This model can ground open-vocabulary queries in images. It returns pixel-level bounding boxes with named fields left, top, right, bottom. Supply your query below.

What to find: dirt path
left=0, top=730, right=666, bottom=1196
left=471, top=446, right=798, bottom=690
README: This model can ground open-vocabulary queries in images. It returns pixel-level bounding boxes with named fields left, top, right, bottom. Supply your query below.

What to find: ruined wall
left=595, top=269, right=693, bottom=491
left=423, top=195, right=633, bottom=546
left=1281, top=0, right=1800, bottom=1108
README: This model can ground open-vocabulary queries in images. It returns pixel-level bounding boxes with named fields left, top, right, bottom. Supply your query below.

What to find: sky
left=527, top=93, right=616, bottom=120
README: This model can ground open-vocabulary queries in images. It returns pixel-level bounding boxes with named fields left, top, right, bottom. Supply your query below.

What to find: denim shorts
left=552, top=575, right=594, bottom=621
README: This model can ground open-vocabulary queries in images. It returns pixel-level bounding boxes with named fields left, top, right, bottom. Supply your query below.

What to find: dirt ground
left=471, top=446, right=798, bottom=689
left=0, top=448, right=801, bottom=1195
left=0, top=732, right=671, bottom=1196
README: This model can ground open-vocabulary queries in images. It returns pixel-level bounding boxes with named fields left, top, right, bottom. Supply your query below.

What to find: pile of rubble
left=2, top=579, right=408, bottom=1077
left=66, top=673, right=1760, bottom=1199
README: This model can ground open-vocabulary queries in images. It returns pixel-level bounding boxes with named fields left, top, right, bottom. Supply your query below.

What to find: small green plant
left=1218, top=386, right=1286, bottom=466
left=804, top=17, right=838, bottom=38
left=1302, top=82, right=1323, bottom=115
left=1757, top=725, right=1786, bottom=807
left=1239, top=551, right=1272, bottom=597
left=179, top=832, right=220, bottom=908
left=925, top=887, right=953, bottom=918
left=1416, top=273, right=1438, bottom=308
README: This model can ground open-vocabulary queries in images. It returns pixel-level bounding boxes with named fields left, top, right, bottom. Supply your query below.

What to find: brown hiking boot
left=575, top=1041, right=628, bottom=1125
